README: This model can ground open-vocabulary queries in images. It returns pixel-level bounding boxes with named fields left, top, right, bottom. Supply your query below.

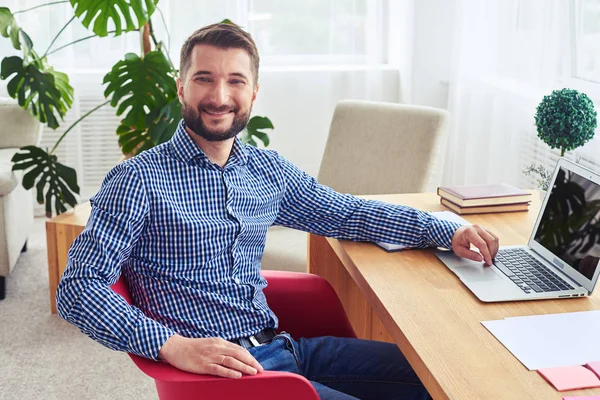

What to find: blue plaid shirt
left=57, top=120, right=459, bottom=361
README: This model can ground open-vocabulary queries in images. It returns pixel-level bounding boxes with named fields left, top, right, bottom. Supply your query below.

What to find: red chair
left=111, top=270, right=356, bottom=400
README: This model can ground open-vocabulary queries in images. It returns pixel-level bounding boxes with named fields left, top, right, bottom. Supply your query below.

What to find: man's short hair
left=179, top=23, right=260, bottom=85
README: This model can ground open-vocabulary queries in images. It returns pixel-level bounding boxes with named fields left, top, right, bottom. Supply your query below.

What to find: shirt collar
left=169, top=120, right=248, bottom=167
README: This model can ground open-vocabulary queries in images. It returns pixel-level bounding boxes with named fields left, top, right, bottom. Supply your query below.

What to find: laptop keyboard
left=495, top=248, right=575, bottom=294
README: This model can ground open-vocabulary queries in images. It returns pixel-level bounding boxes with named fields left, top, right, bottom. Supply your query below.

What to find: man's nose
left=209, top=81, right=229, bottom=105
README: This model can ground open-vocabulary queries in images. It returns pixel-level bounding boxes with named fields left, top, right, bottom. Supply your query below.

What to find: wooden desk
left=308, top=192, right=600, bottom=400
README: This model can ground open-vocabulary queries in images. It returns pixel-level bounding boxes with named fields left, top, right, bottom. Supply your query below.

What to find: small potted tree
left=524, top=88, right=597, bottom=190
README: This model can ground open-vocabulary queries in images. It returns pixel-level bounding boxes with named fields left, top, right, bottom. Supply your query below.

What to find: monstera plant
left=0, top=2, right=274, bottom=217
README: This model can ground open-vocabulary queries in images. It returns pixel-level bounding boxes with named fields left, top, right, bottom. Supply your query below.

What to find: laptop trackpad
left=453, top=263, right=503, bottom=282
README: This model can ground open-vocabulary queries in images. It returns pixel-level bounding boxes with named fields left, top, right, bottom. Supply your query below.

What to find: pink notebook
left=587, top=362, right=600, bottom=377
left=537, top=365, right=600, bottom=391
left=563, top=397, right=600, bottom=400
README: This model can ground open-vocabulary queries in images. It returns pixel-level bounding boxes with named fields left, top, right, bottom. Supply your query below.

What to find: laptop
left=436, top=158, right=600, bottom=302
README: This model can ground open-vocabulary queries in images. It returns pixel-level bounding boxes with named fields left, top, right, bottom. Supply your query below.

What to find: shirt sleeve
left=56, top=163, right=175, bottom=360
left=273, top=154, right=460, bottom=249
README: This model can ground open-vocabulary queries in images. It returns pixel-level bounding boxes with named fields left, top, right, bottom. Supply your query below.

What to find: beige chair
left=262, top=100, right=450, bottom=273
left=0, top=98, right=42, bottom=299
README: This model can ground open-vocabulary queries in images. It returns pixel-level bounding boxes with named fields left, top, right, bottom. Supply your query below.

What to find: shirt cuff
left=128, top=315, right=176, bottom=361
left=428, top=219, right=461, bottom=250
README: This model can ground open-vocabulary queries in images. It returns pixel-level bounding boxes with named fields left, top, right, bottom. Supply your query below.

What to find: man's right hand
left=158, top=334, right=264, bottom=378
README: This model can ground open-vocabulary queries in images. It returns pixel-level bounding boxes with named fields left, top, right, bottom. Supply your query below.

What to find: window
left=247, top=0, right=384, bottom=64
left=572, top=0, right=600, bottom=83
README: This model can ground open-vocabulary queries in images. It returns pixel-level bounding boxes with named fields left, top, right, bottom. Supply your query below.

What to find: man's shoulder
left=118, top=142, right=173, bottom=174
left=243, top=144, right=282, bottom=166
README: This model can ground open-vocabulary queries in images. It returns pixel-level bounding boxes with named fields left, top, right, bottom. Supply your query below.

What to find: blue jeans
left=249, top=333, right=431, bottom=400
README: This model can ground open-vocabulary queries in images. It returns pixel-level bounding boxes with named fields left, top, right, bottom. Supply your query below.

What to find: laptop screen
left=533, top=166, right=600, bottom=283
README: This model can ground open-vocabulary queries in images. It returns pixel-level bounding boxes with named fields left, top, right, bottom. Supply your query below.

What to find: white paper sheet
left=375, top=211, right=470, bottom=251
left=482, top=310, right=600, bottom=370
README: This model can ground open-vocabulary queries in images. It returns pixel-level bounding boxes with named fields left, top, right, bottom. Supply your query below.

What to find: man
left=57, top=23, right=499, bottom=400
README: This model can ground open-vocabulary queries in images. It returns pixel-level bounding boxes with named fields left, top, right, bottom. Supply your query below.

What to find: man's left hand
left=451, top=225, right=499, bottom=266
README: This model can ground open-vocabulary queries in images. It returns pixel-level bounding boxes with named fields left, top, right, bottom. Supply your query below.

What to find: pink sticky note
left=538, top=365, right=600, bottom=391
left=563, top=397, right=600, bottom=400
left=587, top=361, right=600, bottom=379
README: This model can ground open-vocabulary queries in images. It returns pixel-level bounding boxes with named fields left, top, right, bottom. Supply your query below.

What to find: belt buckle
left=249, top=335, right=262, bottom=347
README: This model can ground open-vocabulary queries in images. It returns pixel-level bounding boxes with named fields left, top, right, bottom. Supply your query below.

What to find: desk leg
left=308, top=235, right=394, bottom=343
left=46, top=221, right=59, bottom=314
left=46, top=222, right=85, bottom=314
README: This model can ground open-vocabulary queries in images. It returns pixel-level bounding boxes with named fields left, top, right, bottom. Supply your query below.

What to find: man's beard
left=181, top=100, right=251, bottom=142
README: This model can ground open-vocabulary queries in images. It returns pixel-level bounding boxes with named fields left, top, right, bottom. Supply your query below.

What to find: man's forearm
left=57, top=269, right=175, bottom=360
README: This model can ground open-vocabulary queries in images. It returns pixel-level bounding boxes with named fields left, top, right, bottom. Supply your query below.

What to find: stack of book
left=437, top=183, right=531, bottom=215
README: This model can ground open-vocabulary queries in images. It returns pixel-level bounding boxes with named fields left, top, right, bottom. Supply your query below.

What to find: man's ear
left=176, top=77, right=184, bottom=104
left=252, top=82, right=259, bottom=102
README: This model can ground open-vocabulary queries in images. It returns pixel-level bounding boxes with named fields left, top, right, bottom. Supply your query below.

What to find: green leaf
left=0, top=7, right=20, bottom=49
left=247, top=116, right=274, bottom=130
left=103, top=51, right=176, bottom=130
left=70, top=0, right=158, bottom=37
left=243, top=116, right=274, bottom=147
left=116, top=95, right=181, bottom=156
left=251, top=130, right=270, bottom=147
left=1, top=56, right=73, bottom=129
left=146, top=97, right=181, bottom=144
left=19, top=29, right=33, bottom=59
left=11, top=146, right=79, bottom=217
left=535, top=88, right=597, bottom=152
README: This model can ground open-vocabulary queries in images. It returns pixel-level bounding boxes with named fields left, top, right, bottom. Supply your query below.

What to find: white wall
left=410, top=0, right=458, bottom=109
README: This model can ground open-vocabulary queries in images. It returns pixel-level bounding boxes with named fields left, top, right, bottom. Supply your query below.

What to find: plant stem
left=50, top=100, right=111, bottom=155
left=44, top=15, right=75, bottom=58
left=157, top=7, right=171, bottom=54
left=561, top=148, right=565, bottom=157
left=148, top=18, right=175, bottom=71
left=46, top=31, right=117, bottom=56
left=13, top=1, right=69, bottom=15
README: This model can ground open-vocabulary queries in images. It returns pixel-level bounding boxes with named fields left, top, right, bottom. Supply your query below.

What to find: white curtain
left=443, top=0, right=600, bottom=188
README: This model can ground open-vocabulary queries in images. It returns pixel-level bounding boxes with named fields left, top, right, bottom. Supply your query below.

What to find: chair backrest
left=317, top=100, right=450, bottom=195
left=0, top=98, right=42, bottom=149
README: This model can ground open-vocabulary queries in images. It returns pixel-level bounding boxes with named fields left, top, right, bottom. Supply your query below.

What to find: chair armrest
left=129, top=353, right=319, bottom=400
left=261, top=270, right=356, bottom=339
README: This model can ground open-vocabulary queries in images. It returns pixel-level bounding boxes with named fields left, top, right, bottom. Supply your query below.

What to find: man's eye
left=230, top=80, right=244, bottom=85
left=196, top=77, right=210, bottom=83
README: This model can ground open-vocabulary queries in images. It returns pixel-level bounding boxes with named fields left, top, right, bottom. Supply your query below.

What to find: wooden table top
left=326, top=192, right=600, bottom=400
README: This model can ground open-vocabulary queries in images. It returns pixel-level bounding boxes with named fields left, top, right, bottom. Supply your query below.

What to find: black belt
left=230, top=328, right=277, bottom=349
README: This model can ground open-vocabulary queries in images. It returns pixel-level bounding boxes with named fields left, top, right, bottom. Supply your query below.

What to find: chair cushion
left=0, top=148, right=19, bottom=196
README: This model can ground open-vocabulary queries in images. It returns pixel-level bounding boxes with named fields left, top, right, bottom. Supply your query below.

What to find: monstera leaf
left=1, top=56, right=74, bottom=129
left=0, top=7, right=34, bottom=57
left=70, top=0, right=158, bottom=37
left=0, top=7, right=20, bottom=49
left=117, top=96, right=181, bottom=156
left=145, top=97, right=181, bottom=146
left=104, top=51, right=176, bottom=133
left=12, top=146, right=79, bottom=217
left=241, top=116, right=274, bottom=147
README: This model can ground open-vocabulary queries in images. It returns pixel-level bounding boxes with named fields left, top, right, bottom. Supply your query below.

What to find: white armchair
left=261, top=100, right=450, bottom=273
left=0, top=98, right=42, bottom=299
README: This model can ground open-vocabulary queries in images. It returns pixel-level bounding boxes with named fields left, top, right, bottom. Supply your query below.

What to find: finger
left=205, top=363, right=243, bottom=379
left=454, top=246, right=484, bottom=262
left=488, top=231, right=500, bottom=258
left=221, top=344, right=264, bottom=372
left=219, top=355, right=259, bottom=375
left=476, top=226, right=499, bottom=260
left=466, top=228, right=492, bottom=265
